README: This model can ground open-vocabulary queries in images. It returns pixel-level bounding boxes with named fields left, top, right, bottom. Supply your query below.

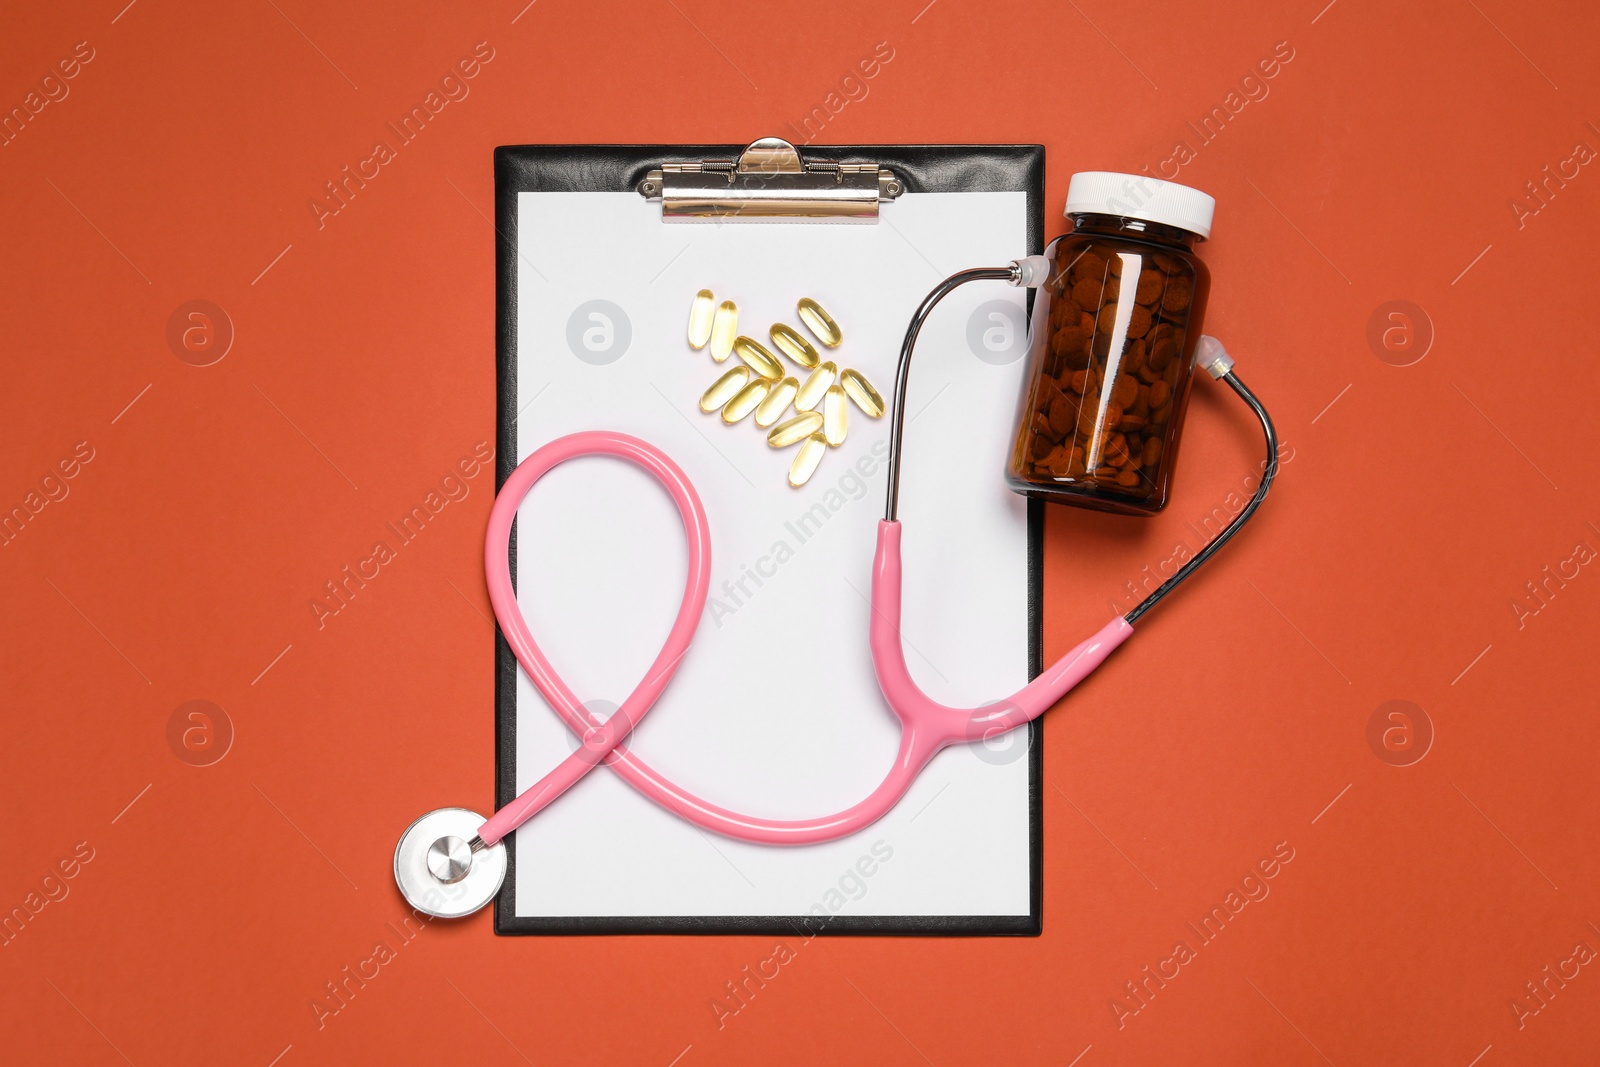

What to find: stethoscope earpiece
left=394, top=807, right=506, bottom=918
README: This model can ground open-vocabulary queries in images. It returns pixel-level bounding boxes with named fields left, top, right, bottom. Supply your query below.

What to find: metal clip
left=637, top=137, right=903, bottom=222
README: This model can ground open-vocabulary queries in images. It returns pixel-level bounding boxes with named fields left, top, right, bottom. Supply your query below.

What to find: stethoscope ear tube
left=883, top=265, right=1018, bottom=522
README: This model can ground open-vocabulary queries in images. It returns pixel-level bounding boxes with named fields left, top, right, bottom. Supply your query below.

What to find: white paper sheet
left=512, top=190, right=1031, bottom=919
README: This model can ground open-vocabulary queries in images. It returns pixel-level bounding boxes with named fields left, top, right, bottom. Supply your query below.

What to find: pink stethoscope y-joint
left=394, top=258, right=1278, bottom=918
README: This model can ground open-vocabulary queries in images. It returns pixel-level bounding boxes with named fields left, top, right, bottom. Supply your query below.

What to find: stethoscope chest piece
left=394, top=808, right=505, bottom=918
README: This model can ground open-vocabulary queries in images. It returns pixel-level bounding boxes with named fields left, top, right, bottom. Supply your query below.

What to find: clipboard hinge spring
left=638, top=137, right=903, bottom=222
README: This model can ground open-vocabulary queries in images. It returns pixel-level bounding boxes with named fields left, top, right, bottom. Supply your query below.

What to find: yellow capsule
left=721, top=378, right=770, bottom=424
left=733, top=336, right=783, bottom=379
left=769, top=323, right=820, bottom=369
left=839, top=368, right=885, bottom=418
left=767, top=411, right=824, bottom=448
left=709, top=300, right=738, bottom=361
left=794, top=361, right=836, bottom=412
left=823, top=384, right=848, bottom=446
left=699, top=366, right=751, bottom=412
left=754, top=376, right=798, bottom=428
left=687, top=289, right=716, bottom=350
left=797, top=297, right=842, bottom=348
left=788, top=433, right=828, bottom=487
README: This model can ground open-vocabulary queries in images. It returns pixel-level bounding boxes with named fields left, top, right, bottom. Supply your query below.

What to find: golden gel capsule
left=767, top=411, right=824, bottom=448
left=789, top=433, right=828, bottom=487
left=769, top=323, right=820, bottom=369
left=700, top=366, right=751, bottom=412
left=839, top=368, right=885, bottom=418
left=797, top=298, right=842, bottom=348
left=709, top=300, right=738, bottom=361
left=795, top=361, right=837, bottom=412
left=754, top=376, right=798, bottom=428
left=733, top=336, right=783, bottom=379
left=688, top=289, right=716, bottom=350
left=722, top=378, right=770, bottom=424
left=823, top=384, right=849, bottom=446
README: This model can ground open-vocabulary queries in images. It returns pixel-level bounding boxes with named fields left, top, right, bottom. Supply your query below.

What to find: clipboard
left=494, top=139, right=1045, bottom=935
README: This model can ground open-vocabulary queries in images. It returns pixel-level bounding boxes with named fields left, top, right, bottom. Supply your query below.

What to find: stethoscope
left=394, top=258, right=1278, bottom=918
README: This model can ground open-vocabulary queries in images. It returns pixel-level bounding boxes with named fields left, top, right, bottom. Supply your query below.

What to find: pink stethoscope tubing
left=476, top=430, right=1132, bottom=848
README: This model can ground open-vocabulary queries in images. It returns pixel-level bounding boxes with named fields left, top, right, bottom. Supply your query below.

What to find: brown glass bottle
left=1006, top=208, right=1210, bottom=514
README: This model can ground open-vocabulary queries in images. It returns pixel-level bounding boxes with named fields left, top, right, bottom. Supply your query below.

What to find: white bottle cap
left=1064, top=172, right=1216, bottom=240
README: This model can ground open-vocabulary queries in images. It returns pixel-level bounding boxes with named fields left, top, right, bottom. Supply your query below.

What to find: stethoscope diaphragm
left=393, top=807, right=506, bottom=918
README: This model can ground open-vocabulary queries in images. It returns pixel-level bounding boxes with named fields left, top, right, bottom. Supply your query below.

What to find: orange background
left=4, top=1, right=1599, bottom=1064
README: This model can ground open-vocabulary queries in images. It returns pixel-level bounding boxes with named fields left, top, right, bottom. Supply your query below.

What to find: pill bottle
left=1005, top=172, right=1216, bottom=515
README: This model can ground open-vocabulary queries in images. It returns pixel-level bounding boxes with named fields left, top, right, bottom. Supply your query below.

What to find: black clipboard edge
left=493, top=143, right=1045, bottom=936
